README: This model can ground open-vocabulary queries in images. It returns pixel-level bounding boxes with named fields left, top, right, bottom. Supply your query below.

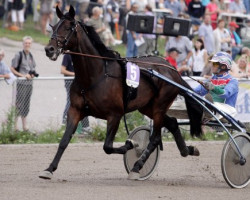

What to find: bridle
left=50, top=18, right=78, bottom=52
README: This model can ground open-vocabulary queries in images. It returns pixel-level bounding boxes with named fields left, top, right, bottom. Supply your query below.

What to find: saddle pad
left=126, top=62, right=140, bottom=88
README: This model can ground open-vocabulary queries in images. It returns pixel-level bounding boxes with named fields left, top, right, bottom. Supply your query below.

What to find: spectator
left=240, top=18, right=250, bottom=41
left=213, top=19, right=231, bottom=53
left=218, top=0, right=230, bottom=13
left=11, top=0, right=25, bottom=30
left=165, top=47, right=190, bottom=74
left=126, top=2, right=139, bottom=57
left=236, top=55, right=250, bottom=78
left=189, top=38, right=208, bottom=76
left=185, top=0, right=192, bottom=7
left=205, top=0, right=219, bottom=29
left=156, top=0, right=165, bottom=9
left=164, top=0, right=182, bottom=17
left=11, top=36, right=37, bottom=132
left=24, top=0, right=33, bottom=17
left=71, top=0, right=90, bottom=22
left=3, top=0, right=13, bottom=28
left=230, top=54, right=250, bottom=78
left=240, top=47, right=250, bottom=63
left=228, top=21, right=242, bottom=60
left=105, top=0, right=119, bottom=34
left=194, top=51, right=238, bottom=118
left=60, top=54, right=91, bottom=133
left=229, top=0, right=246, bottom=13
left=244, top=0, right=250, bottom=14
left=33, top=0, right=40, bottom=30
left=134, top=0, right=148, bottom=12
left=87, top=6, right=122, bottom=47
left=229, top=0, right=246, bottom=31
left=188, top=0, right=205, bottom=26
left=118, top=0, right=127, bottom=38
left=87, top=0, right=104, bottom=18
left=165, top=36, right=192, bottom=76
left=198, top=14, right=215, bottom=55
left=165, top=47, right=180, bottom=70
left=180, top=0, right=188, bottom=13
left=0, top=49, right=11, bottom=79
left=137, top=4, right=156, bottom=56
left=39, top=0, right=53, bottom=35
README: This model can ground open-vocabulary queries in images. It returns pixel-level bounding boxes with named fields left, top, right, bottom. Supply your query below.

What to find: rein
left=186, top=75, right=208, bottom=91
left=63, top=50, right=178, bottom=72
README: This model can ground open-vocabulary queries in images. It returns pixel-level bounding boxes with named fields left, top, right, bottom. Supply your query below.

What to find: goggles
left=212, top=62, right=220, bottom=68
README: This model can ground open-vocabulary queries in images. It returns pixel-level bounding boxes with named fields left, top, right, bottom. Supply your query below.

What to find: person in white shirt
left=189, top=38, right=208, bottom=76
left=213, top=19, right=231, bottom=52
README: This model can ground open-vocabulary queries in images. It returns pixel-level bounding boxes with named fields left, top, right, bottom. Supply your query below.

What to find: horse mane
left=78, top=21, right=123, bottom=60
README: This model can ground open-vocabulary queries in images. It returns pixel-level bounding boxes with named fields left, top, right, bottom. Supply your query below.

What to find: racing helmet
left=210, top=52, right=233, bottom=70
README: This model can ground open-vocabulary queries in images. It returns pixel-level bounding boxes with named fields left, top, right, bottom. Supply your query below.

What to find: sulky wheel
left=221, top=133, right=250, bottom=188
left=123, top=126, right=160, bottom=180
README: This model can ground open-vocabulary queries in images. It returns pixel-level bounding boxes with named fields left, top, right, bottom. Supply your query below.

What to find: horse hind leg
left=163, top=115, right=199, bottom=157
left=103, top=115, right=138, bottom=155
left=39, top=106, right=81, bottom=179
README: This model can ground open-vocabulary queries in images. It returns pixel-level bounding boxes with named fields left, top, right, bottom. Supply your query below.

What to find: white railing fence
left=0, top=77, right=99, bottom=132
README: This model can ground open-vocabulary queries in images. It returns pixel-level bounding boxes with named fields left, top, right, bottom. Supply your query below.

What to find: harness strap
left=80, top=59, right=122, bottom=114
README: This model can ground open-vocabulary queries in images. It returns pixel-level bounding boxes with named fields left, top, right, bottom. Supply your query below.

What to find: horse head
left=45, top=5, right=77, bottom=61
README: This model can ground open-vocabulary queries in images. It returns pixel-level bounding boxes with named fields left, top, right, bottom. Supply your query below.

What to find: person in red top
left=166, top=47, right=191, bottom=74
left=166, top=47, right=180, bottom=70
left=205, top=0, right=220, bottom=29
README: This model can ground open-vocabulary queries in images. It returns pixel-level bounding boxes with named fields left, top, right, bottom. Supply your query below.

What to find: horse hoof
left=126, top=139, right=139, bottom=148
left=127, top=171, right=140, bottom=180
left=193, top=146, right=200, bottom=156
left=39, top=170, right=53, bottom=180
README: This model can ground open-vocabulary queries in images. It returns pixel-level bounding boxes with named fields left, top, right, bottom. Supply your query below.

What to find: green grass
left=0, top=128, right=78, bottom=144
left=0, top=17, right=49, bottom=44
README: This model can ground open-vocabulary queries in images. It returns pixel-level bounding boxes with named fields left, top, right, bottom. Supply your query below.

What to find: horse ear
left=69, top=5, right=75, bottom=19
left=56, top=6, right=63, bottom=19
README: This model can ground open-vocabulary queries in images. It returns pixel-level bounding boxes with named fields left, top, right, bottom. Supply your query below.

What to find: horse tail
left=180, top=79, right=203, bottom=137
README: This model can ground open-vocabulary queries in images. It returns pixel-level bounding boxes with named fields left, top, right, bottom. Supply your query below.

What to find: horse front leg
left=163, top=115, right=199, bottom=157
left=39, top=106, right=81, bottom=179
left=103, top=115, right=137, bottom=154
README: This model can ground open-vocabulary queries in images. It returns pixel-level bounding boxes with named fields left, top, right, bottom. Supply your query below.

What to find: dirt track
left=1, top=141, right=250, bottom=200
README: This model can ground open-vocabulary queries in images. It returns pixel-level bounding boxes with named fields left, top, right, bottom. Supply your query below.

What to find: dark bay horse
left=40, top=5, right=203, bottom=180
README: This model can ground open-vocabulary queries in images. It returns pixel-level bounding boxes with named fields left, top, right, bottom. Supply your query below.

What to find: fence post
left=11, top=80, right=17, bottom=106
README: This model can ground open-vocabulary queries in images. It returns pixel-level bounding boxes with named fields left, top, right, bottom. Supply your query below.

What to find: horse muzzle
left=45, top=45, right=60, bottom=61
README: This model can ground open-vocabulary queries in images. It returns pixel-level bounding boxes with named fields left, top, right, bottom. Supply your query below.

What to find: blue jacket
left=228, top=29, right=241, bottom=45
left=194, top=73, right=239, bottom=107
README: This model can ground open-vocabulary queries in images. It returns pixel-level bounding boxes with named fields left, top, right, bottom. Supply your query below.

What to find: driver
left=194, top=51, right=239, bottom=118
